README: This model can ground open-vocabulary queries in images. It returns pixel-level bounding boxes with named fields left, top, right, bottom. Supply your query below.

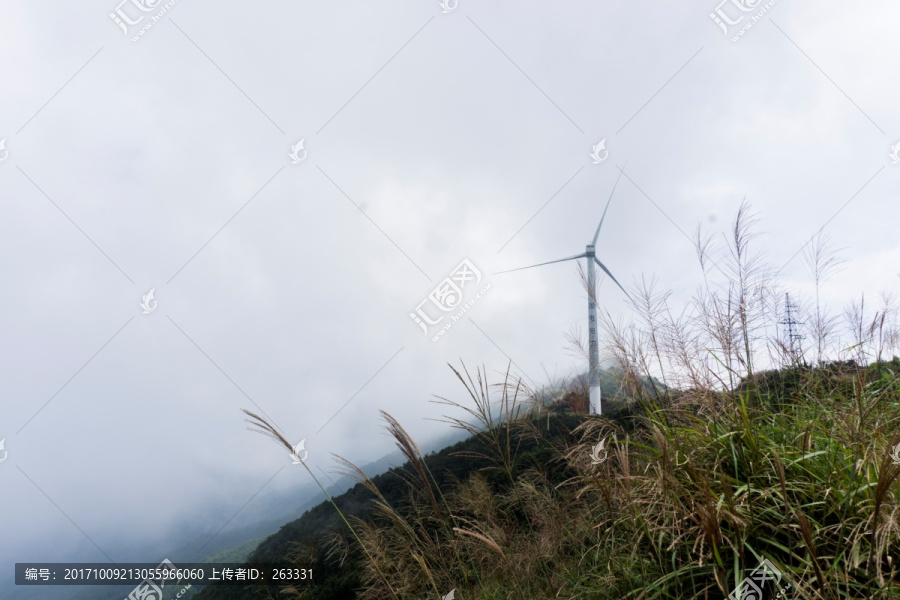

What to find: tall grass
left=248, top=202, right=900, bottom=599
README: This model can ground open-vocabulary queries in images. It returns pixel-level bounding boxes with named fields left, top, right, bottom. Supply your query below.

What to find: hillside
left=184, top=357, right=900, bottom=600
left=194, top=408, right=596, bottom=600
left=191, top=365, right=644, bottom=600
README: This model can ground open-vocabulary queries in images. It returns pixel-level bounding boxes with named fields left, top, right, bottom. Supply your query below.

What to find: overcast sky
left=1, top=0, right=899, bottom=592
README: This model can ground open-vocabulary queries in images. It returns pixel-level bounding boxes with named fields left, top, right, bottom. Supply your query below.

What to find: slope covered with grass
left=193, top=399, right=591, bottom=600
left=194, top=360, right=900, bottom=599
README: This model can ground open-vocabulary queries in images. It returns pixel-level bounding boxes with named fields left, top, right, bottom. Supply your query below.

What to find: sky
left=1, top=0, right=899, bottom=593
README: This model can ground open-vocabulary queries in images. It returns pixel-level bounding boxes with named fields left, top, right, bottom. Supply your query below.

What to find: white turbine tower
left=501, top=171, right=632, bottom=415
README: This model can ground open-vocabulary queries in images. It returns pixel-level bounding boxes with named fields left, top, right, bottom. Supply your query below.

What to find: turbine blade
left=594, top=257, right=633, bottom=304
left=496, top=252, right=587, bottom=275
left=592, top=162, right=627, bottom=247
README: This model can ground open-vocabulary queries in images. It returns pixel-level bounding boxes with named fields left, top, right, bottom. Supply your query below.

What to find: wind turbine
left=500, top=170, right=632, bottom=415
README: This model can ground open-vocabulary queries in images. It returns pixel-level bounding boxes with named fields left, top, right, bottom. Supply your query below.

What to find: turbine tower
left=500, top=171, right=632, bottom=415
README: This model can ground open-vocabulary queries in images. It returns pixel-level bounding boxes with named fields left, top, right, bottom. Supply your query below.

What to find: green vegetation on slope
left=196, top=360, right=900, bottom=599
left=195, top=406, right=590, bottom=600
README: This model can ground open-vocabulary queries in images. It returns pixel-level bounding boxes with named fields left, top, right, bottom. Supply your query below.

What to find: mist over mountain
left=3, top=0, right=898, bottom=599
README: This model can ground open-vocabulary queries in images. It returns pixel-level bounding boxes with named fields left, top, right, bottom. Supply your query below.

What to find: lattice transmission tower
left=780, top=293, right=805, bottom=365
